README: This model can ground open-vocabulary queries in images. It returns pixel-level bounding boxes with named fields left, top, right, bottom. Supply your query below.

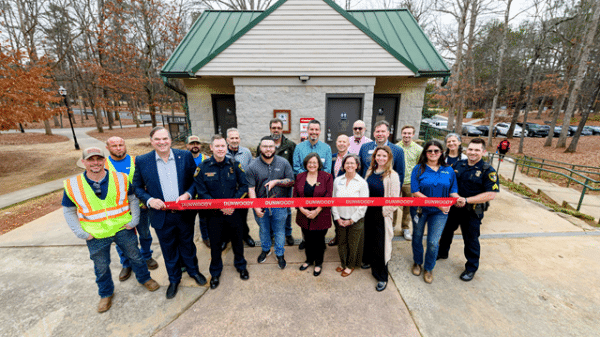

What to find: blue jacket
left=132, top=149, right=196, bottom=230
left=358, top=141, right=405, bottom=184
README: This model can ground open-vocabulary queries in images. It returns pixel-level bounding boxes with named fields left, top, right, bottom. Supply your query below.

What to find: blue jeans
left=254, top=207, right=287, bottom=257
left=87, top=229, right=151, bottom=298
left=412, top=210, right=448, bottom=272
left=117, top=207, right=153, bottom=268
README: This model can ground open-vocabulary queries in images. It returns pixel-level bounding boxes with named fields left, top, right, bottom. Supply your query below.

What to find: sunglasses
left=426, top=149, right=441, bottom=154
left=353, top=127, right=363, bottom=130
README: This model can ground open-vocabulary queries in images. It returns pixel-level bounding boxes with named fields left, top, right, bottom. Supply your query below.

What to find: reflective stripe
left=77, top=175, right=94, bottom=214
left=113, top=171, right=128, bottom=206
left=65, top=176, right=91, bottom=214
left=78, top=205, right=130, bottom=222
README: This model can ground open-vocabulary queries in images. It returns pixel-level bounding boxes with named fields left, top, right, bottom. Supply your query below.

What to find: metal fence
left=419, top=122, right=451, bottom=142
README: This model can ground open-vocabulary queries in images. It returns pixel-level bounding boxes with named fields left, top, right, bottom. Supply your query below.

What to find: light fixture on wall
left=299, top=75, right=310, bottom=82
left=378, top=108, right=384, bottom=115
left=226, top=108, right=233, bottom=115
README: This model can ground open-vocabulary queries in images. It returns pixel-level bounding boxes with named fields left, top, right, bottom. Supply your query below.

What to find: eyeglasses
left=426, top=149, right=441, bottom=154
left=353, top=127, right=363, bottom=130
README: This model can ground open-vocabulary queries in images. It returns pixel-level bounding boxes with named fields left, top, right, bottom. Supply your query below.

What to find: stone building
left=161, top=0, right=449, bottom=148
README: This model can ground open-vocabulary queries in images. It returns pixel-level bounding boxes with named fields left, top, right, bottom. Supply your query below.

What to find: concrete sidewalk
left=492, top=156, right=600, bottom=222
left=1, top=186, right=599, bottom=336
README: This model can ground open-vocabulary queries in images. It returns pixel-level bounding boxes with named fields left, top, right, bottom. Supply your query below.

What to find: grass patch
left=499, top=176, right=598, bottom=226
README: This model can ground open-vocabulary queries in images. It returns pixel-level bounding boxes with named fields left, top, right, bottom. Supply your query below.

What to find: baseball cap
left=187, top=135, right=201, bottom=144
left=82, top=147, right=105, bottom=160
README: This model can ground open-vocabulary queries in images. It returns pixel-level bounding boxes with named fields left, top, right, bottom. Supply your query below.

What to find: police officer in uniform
left=437, top=138, right=499, bottom=282
left=192, top=134, right=250, bottom=289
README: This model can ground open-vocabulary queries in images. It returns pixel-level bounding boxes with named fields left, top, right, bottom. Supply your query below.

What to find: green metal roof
left=161, top=0, right=450, bottom=78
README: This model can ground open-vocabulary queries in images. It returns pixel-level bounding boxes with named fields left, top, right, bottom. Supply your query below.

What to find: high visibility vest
left=105, top=155, right=135, bottom=183
left=64, top=171, right=132, bottom=239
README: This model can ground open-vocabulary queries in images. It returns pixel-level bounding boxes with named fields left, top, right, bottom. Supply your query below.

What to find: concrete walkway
left=1, top=186, right=599, bottom=336
left=492, top=156, right=600, bottom=222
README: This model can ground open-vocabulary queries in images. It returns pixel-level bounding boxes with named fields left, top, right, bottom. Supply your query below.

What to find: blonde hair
left=366, top=146, right=394, bottom=178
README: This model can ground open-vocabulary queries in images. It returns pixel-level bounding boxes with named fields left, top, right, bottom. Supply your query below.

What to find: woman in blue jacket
left=410, top=139, right=459, bottom=284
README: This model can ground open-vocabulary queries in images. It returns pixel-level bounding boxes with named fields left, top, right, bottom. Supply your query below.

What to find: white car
left=430, top=120, right=448, bottom=129
left=494, top=122, right=527, bottom=137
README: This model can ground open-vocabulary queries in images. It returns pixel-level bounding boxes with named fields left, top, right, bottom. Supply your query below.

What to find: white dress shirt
left=332, top=173, right=369, bottom=222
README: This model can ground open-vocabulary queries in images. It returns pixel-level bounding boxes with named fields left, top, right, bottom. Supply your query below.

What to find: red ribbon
left=164, top=197, right=457, bottom=210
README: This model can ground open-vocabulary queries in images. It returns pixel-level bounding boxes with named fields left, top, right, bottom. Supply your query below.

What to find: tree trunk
left=544, top=93, right=567, bottom=147
left=536, top=96, right=547, bottom=119
left=557, top=1, right=600, bottom=148
left=43, top=120, right=53, bottom=135
left=566, top=80, right=600, bottom=152
left=446, top=0, right=470, bottom=132
left=488, top=0, right=512, bottom=145
left=53, top=115, right=60, bottom=127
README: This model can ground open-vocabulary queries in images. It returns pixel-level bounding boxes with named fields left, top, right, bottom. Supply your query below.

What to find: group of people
left=63, top=117, right=498, bottom=313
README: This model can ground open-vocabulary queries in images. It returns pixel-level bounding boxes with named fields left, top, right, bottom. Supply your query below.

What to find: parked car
left=586, top=126, right=600, bottom=135
left=462, top=125, right=483, bottom=136
left=431, top=120, right=448, bottom=130
left=553, top=126, right=573, bottom=137
left=568, top=126, right=592, bottom=136
left=516, top=122, right=549, bottom=137
left=475, top=125, right=490, bottom=136
left=494, top=122, right=527, bottom=137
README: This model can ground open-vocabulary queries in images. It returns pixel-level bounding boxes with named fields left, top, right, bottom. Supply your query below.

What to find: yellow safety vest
left=64, top=171, right=132, bottom=239
left=105, top=155, right=135, bottom=183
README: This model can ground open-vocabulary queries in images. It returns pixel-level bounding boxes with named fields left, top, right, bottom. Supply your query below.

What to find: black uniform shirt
left=193, top=156, right=248, bottom=200
left=451, top=159, right=499, bottom=198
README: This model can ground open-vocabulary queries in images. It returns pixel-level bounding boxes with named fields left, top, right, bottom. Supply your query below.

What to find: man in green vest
left=105, top=136, right=158, bottom=282
left=63, top=147, right=160, bottom=313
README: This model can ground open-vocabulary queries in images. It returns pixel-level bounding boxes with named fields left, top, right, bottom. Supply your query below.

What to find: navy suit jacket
left=132, top=148, right=196, bottom=229
left=358, top=141, right=405, bottom=184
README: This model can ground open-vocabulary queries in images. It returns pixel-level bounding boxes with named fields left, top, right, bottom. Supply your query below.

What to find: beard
left=271, top=133, right=281, bottom=141
left=261, top=152, right=275, bottom=159
left=111, top=151, right=126, bottom=159
left=189, top=147, right=200, bottom=154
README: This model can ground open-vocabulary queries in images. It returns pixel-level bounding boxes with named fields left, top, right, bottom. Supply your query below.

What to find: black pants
left=207, top=210, right=247, bottom=277
left=221, top=208, right=250, bottom=243
left=438, top=207, right=482, bottom=273
left=154, top=212, right=199, bottom=284
left=301, top=228, right=327, bottom=266
left=364, top=207, right=388, bottom=283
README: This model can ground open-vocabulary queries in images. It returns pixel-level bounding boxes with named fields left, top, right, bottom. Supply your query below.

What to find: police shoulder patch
left=194, top=166, right=201, bottom=177
left=492, top=183, right=499, bottom=190
left=488, top=172, right=497, bottom=182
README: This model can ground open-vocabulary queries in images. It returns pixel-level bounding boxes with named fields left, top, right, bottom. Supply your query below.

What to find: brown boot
left=424, top=270, right=433, bottom=284
left=97, top=294, right=114, bottom=313
left=412, top=263, right=422, bottom=276
left=143, top=279, right=160, bottom=292
left=119, top=267, right=132, bottom=281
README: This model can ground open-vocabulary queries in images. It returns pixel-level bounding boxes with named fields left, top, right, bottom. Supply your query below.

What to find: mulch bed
left=0, top=191, right=63, bottom=235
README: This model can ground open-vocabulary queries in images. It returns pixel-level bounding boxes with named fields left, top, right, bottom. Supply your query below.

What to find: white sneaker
left=403, top=229, right=412, bottom=241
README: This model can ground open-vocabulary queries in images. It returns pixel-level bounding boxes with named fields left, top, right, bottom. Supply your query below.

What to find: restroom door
left=211, top=94, right=237, bottom=136
left=325, top=95, right=363, bottom=149
left=372, top=94, right=400, bottom=142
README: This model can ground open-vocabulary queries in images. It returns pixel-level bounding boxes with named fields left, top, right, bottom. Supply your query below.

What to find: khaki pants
left=400, top=184, right=412, bottom=230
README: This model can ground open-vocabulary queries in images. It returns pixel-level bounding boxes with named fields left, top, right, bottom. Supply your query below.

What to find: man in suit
left=132, top=127, right=207, bottom=299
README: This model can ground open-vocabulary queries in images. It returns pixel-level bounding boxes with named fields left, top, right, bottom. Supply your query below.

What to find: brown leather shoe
left=119, top=267, right=132, bottom=282
left=412, top=263, right=422, bottom=276
left=341, top=268, right=354, bottom=277
left=336, top=266, right=343, bottom=272
left=97, top=294, right=113, bottom=313
left=424, top=270, right=433, bottom=284
left=143, top=279, right=160, bottom=292
left=146, top=258, right=159, bottom=270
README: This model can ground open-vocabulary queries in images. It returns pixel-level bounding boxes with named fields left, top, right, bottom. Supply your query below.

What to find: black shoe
left=286, top=235, right=295, bottom=246
left=460, top=270, right=476, bottom=282
left=221, top=241, right=228, bottom=252
left=210, top=276, right=220, bottom=289
left=436, top=254, right=448, bottom=260
left=203, top=239, right=211, bottom=248
left=298, top=240, right=305, bottom=250
left=376, top=281, right=387, bottom=292
left=119, top=267, right=132, bottom=282
left=166, top=282, right=179, bottom=299
left=277, top=255, right=286, bottom=270
left=192, top=273, right=207, bottom=286
left=313, top=265, right=322, bottom=277
left=238, top=269, right=249, bottom=280
left=244, top=236, right=256, bottom=247
left=299, top=262, right=311, bottom=271
left=361, top=263, right=371, bottom=269
left=257, top=250, right=271, bottom=263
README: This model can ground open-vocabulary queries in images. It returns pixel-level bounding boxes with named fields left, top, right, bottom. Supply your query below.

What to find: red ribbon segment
left=164, top=197, right=457, bottom=210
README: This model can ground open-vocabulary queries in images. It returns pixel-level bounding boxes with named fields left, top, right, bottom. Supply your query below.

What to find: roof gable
left=161, top=0, right=449, bottom=78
